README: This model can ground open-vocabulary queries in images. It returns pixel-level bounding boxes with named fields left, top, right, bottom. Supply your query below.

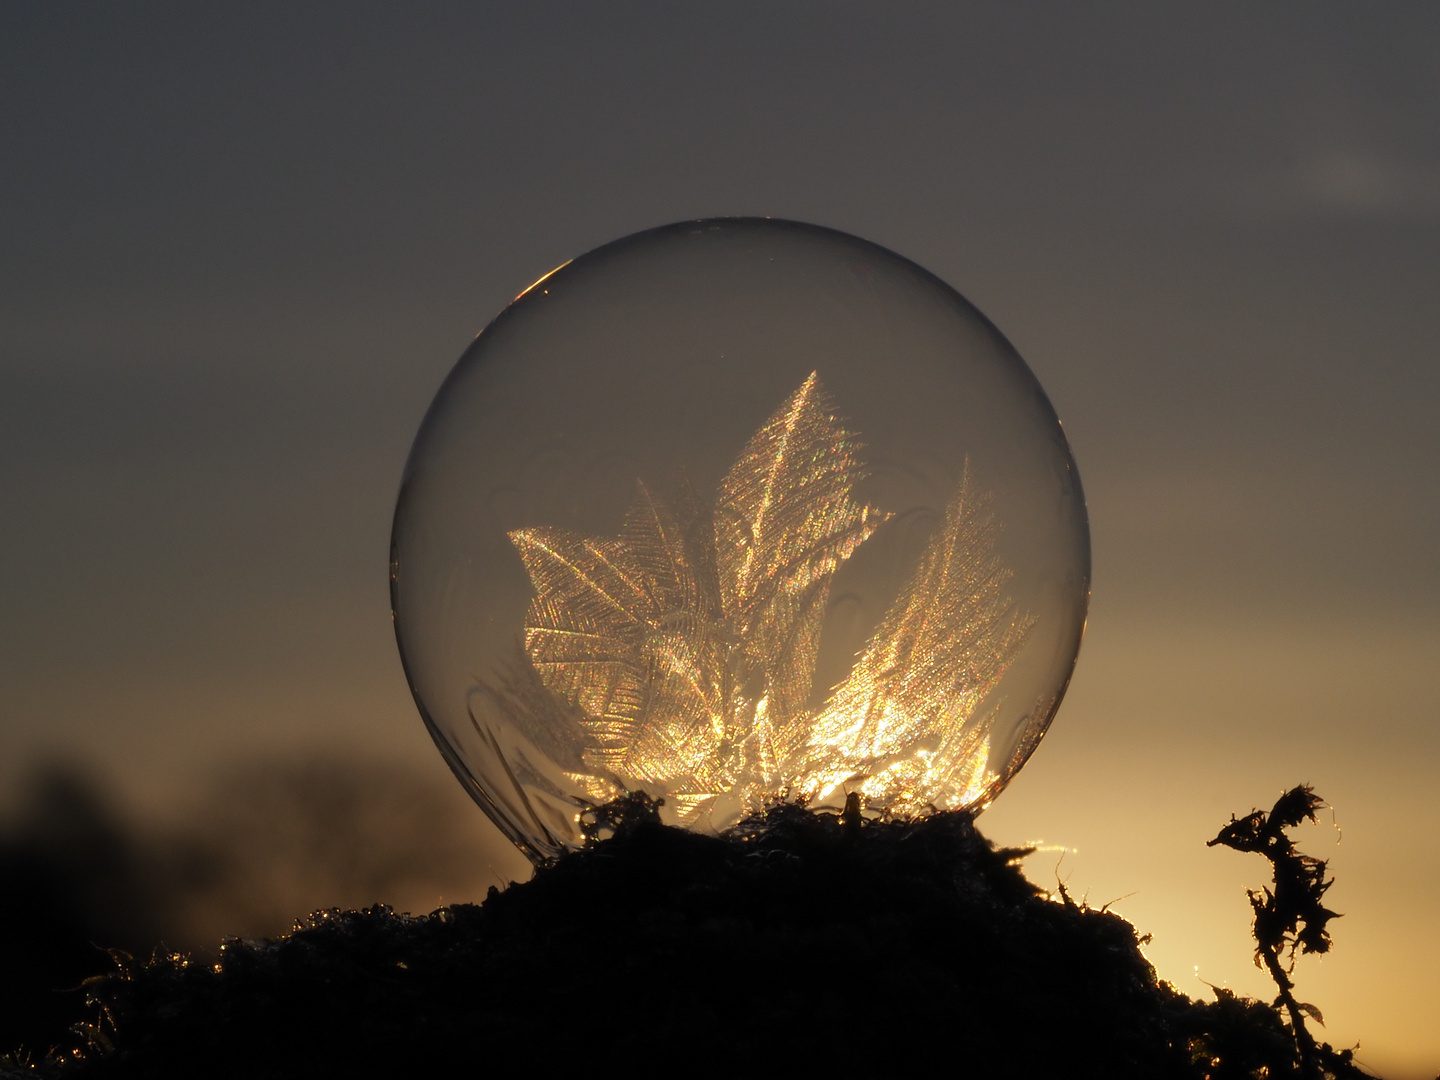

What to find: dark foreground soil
left=2, top=800, right=1371, bottom=1079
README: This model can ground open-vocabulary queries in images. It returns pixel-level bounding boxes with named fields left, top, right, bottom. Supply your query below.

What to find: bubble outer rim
left=390, top=216, right=1092, bottom=862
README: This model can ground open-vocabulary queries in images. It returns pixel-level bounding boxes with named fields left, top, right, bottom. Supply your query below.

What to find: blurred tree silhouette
left=165, top=757, right=507, bottom=945
left=0, top=756, right=503, bottom=1056
left=0, top=767, right=161, bottom=1053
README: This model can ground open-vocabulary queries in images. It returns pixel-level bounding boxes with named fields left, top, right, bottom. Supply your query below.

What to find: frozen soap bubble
left=391, top=219, right=1089, bottom=863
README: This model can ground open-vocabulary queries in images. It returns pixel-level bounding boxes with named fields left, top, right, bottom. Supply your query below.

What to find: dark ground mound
left=2, top=800, right=1367, bottom=1079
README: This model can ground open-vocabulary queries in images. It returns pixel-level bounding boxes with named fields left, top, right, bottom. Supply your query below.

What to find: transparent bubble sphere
left=391, top=218, right=1089, bottom=862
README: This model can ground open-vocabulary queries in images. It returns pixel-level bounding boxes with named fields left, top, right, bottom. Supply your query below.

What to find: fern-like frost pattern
left=504, top=372, right=1036, bottom=825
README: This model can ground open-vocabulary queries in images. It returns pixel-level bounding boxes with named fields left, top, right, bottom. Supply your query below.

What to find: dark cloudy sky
left=3, top=5, right=1437, bottom=1075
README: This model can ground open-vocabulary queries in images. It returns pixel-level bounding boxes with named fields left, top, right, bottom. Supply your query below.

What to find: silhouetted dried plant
left=1207, top=785, right=1369, bottom=1080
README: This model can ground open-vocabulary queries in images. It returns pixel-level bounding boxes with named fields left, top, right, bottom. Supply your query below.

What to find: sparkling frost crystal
left=503, top=372, right=1037, bottom=827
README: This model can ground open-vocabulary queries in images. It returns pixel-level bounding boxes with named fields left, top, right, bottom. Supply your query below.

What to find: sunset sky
left=2, top=5, right=1437, bottom=1075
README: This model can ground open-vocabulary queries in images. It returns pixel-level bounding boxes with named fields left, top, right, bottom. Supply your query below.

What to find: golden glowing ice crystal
left=501, top=372, right=1036, bottom=828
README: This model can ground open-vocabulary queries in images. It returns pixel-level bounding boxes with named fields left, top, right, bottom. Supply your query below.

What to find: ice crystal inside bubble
left=391, top=219, right=1089, bottom=862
